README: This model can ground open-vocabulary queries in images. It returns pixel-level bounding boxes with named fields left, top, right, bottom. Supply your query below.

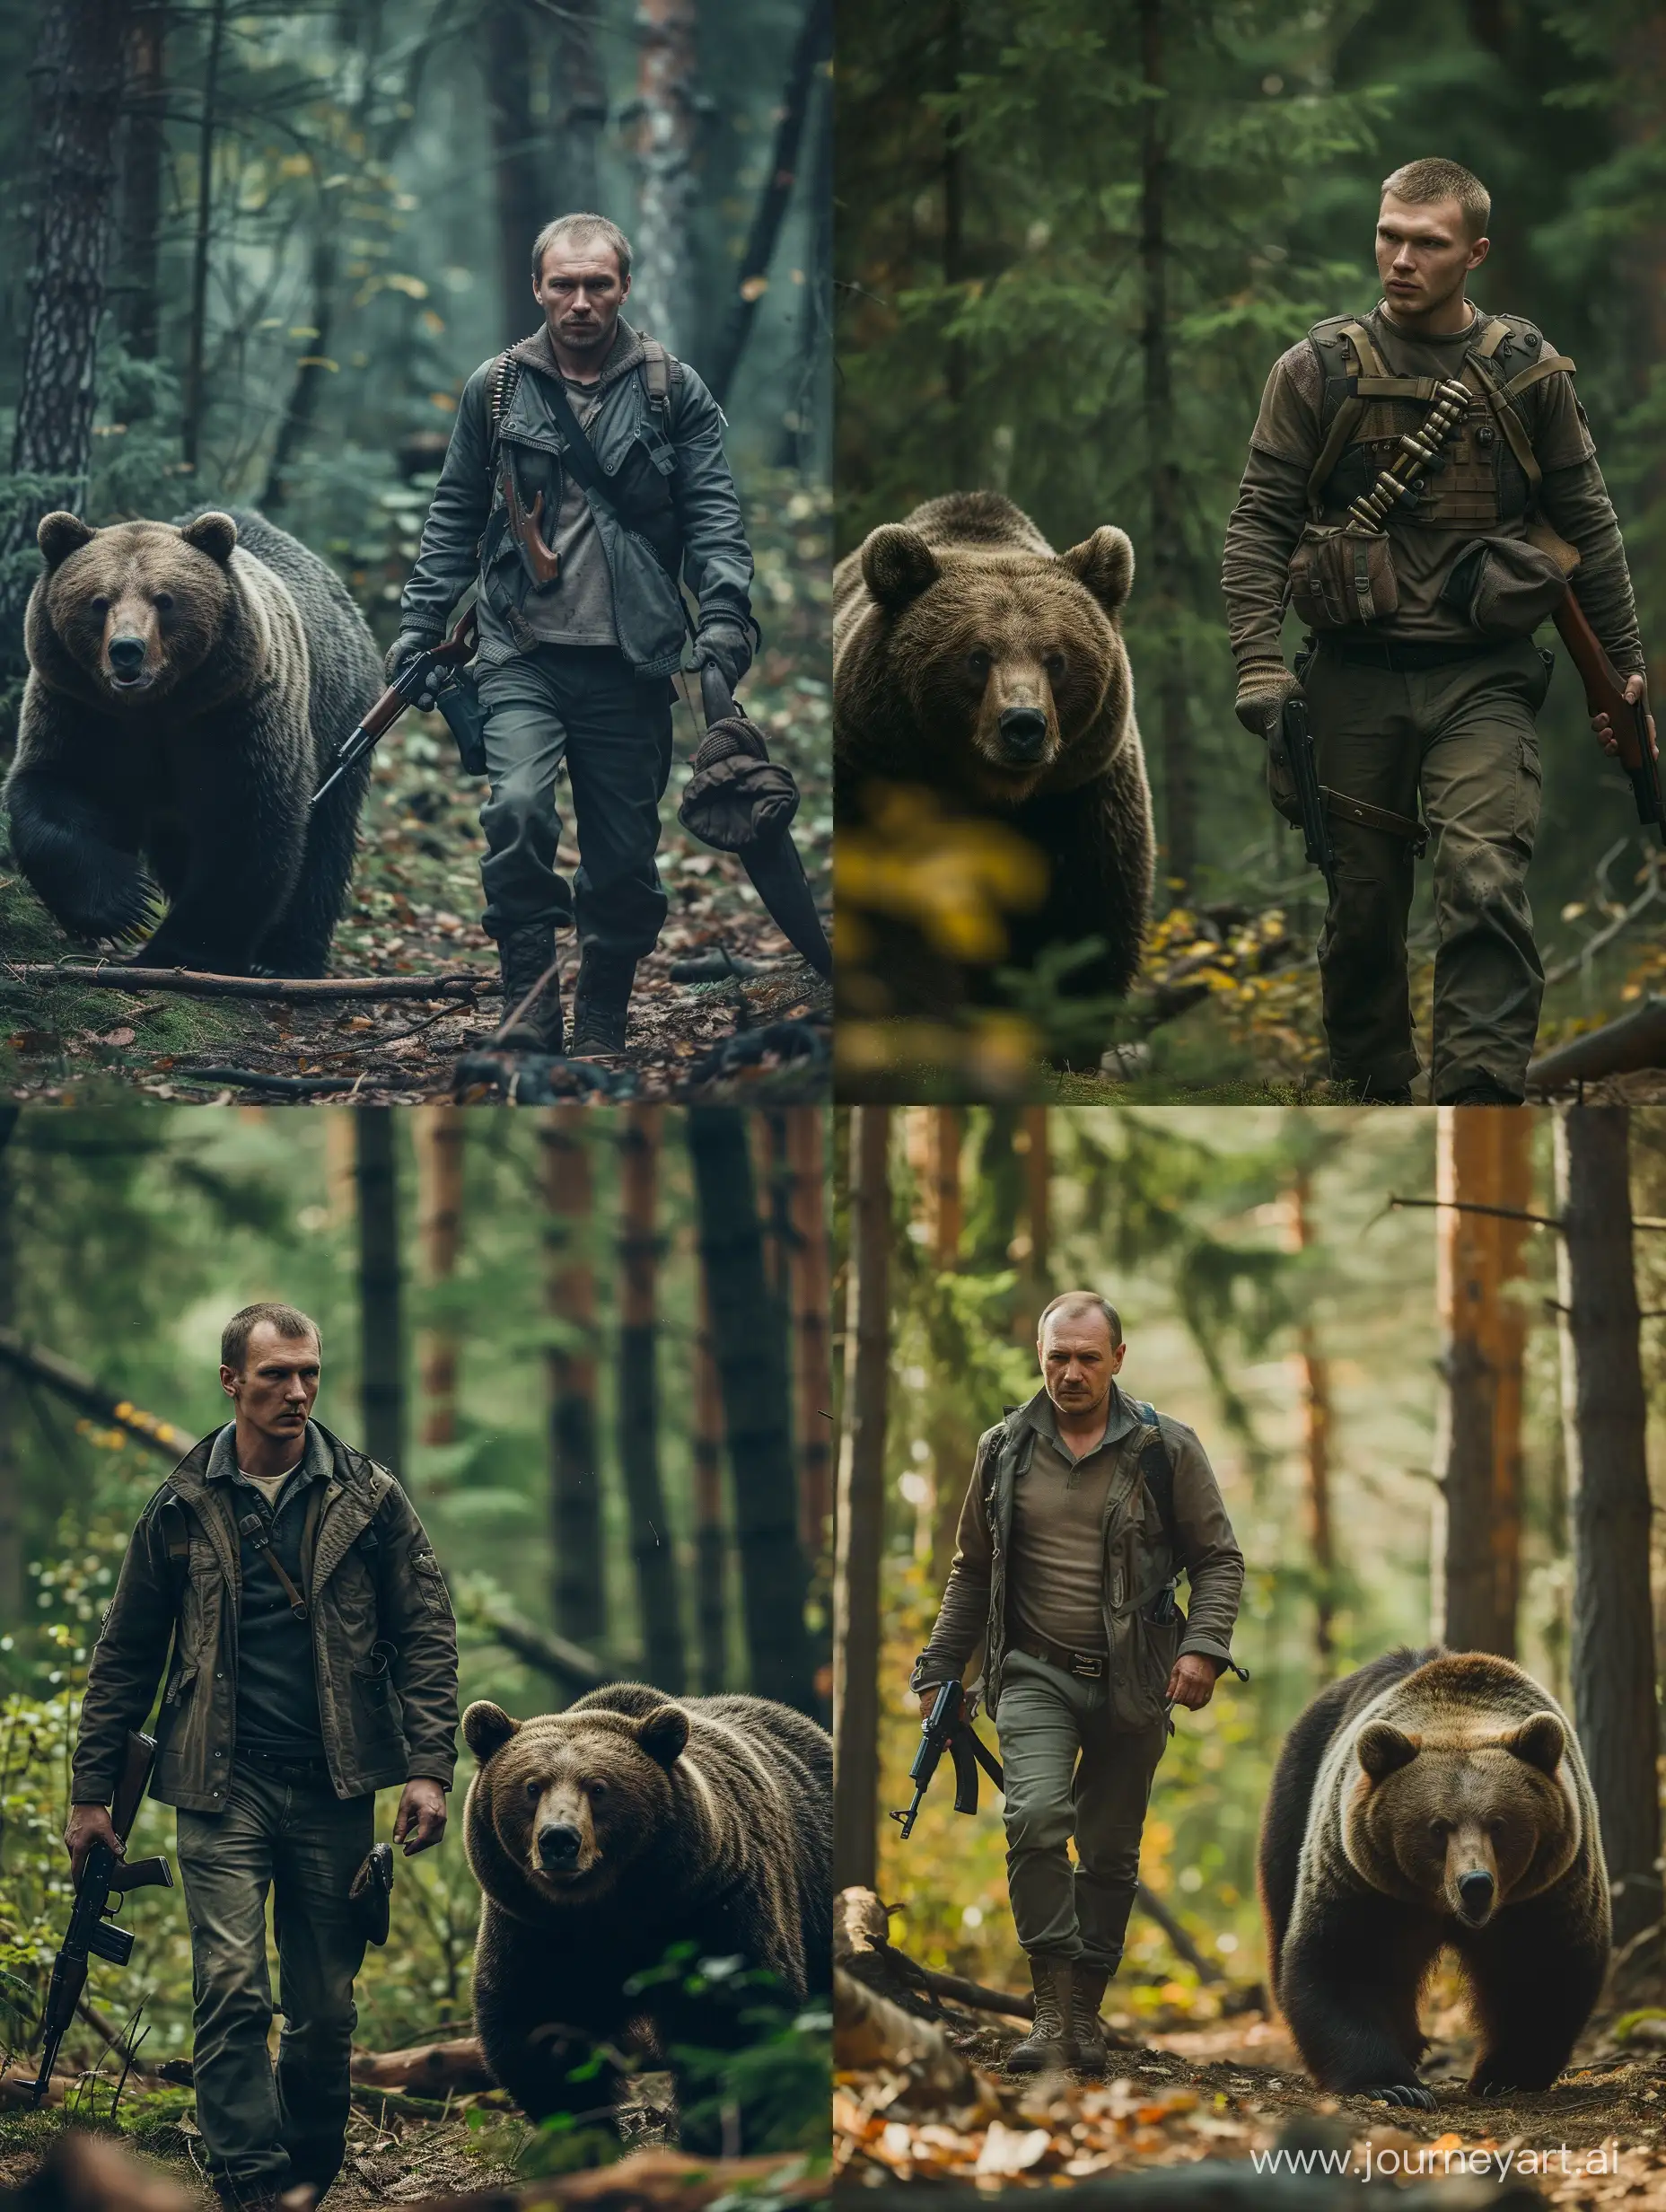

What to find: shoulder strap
left=487, top=348, right=521, bottom=467
left=1304, top=318, right=1380, bottom=518
left=1130, top=1400, right=1180, bottom=1567
left=158, top=1493, right=192, bottom=1611
left=639, top=337, right=674, bottom=418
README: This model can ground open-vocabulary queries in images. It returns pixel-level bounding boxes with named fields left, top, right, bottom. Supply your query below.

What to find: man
left=67, top=1304, right=459, bottom=2211
left=1223, top=157, right=1652, bottom=1103
left=911, top=1293, right=1243, bottom=2075
left=389, top=213, right=757, bottom=1058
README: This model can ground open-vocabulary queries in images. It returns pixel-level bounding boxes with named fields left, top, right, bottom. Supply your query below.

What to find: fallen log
left=834, top=1967, right=972, bottom=2098
left=350, top=2037, right=495, bottom=2095
left=2, top=2130, right=196, bottom=2212
left=171, top=1068, right=384, bottom=1098
left=0, top=1331, right=193, bottom=1458
left=834, top=1889, right=1031, bottom=2022
left=461, top=1593, right=612, bottom=1693
left=4, top=965, right=484, bottom=1002
left=1527, top=996, right=1666, bottom=1092
left=367, top=2146, right=826, bottom=2212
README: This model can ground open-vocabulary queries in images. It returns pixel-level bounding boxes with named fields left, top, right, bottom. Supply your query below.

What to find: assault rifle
left=890, top=1681, right=1004, bottom=1840
left=32, top=1730, right=173, bottom=2105
left=312, top=604, right=482, bottom=805
left=1554, top=588, right=1665, bottom=847
left=1280, top=693, right=1337, bottom=895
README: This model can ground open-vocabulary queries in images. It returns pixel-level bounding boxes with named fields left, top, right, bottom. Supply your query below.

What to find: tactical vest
left=1303, top=312, right=1575, bottom=529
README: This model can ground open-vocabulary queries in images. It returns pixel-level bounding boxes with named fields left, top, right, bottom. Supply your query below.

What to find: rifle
left=1553, top=587, right=1665, bottom=847
left=1280, top=692, right=1337, bottom=895
left=32, top=1730, right=173, bottom=2105
left=890, top=1681, right=1004, bottom=1841
left=312, top=604, right=481, bottom=806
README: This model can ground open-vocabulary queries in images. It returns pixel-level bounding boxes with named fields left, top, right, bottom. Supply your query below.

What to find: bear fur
left=833, top=490, right=1154, bottom=1035
left=4, top=505, right=379, bottom=976
left=462, top=1681, right=831, bottom=2132
left=1259, top=1647, right=1609, bottom=2104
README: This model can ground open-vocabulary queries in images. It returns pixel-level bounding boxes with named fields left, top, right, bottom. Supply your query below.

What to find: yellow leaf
left=741, top=274, right=769, bottom=302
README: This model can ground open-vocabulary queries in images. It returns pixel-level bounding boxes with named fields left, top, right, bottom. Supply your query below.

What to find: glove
left=691, top=619, right=753, bottom=694
left=384, top=630, right=443, bottom=710
left=1233, top=654, right=1302, bottom=740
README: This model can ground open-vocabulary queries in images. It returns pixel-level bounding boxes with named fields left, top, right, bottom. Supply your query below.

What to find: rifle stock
left=1553, top=588, right=1664, bottom=845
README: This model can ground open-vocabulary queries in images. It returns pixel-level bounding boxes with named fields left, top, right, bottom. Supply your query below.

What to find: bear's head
left=859, top=520, right=1135, bottom=804
left=462, top=1697, right=690, bottom=1907
left=1345, top=1705, right=1581, bottom=1928
left=30, top=511, right=241, bottom=708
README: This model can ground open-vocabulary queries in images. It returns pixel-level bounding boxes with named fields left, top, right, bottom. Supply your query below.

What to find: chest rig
left=1304, top=312, right=1574, bottom=531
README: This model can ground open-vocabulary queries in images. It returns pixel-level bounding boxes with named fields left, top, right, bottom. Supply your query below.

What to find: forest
left=832, top=1102, right=1666, bottom=2195
left=835, top=0, right=1666, bottom=1100
left=0, top=1102, right=830, bottom=2194
left=0, top=0, right=832, bottom=1104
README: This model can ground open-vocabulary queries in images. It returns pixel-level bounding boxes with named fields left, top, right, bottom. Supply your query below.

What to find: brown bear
left=4, top=506, right=379, bottom=976
left=833, top=490, right=1154, bottom=1049
left=1259, top=1647, right=1609, bottom=2107
left=462, top=1681, right=831, bottom=2138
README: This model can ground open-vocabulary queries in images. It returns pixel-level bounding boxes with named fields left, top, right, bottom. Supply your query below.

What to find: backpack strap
left=639, top=335, right=676, bottom=425
left=157, top=1493, right=192, bottom=1611
left=1304, top=318, right=1380, bottom=518
left=1129, top=1399, right=1180, bottom=1567
left=487, top=347, right=524, bottom=463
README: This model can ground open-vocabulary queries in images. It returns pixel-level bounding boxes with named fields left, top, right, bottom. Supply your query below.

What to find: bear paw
left=1359, top=2081, right=1435, bottom=2109
left=58, top=872, right=160, bottom=947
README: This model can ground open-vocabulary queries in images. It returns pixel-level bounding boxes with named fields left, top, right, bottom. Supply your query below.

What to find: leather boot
left=495, top=923, right=564, bottom=1052
left=569, top=947, right=636, bottom=1057
left=1004, top=1953, right=1074, bottom=2074
left=1070, top=1961, right=1110, bottom=2074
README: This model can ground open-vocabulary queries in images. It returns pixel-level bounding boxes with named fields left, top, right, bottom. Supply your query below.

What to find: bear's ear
left=180, top=511, right=239, bottom=565
left=862, top=525, right=940, bottom=613
left=1356, top=1721, right=1420, bottom=1781
left=1502, top=1711, right=1565, bottom=1776
left=463, top=1699, right=521, bottom=1762
left=636, top=1703, right=690, bottom=1769
left=1059, top=525, right=1134, bottom=613
left=38, top=513, right=95, bottom=567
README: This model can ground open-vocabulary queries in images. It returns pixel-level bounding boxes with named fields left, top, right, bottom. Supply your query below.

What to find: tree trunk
left=929, top=1107, right=960, bottom=1268
left=355, top=1109, right=406, bottom=1476
left=629, top=0, right=699, bottom=357
left=1289, top=1169, right=1335, bottom=1671
left=1555, top=1106, right=1662, bottom=1949
left=118, top=1, right=166, bottom=360
left=1136, top=0, right=1193, bottom=893
left=0, top=0, right=131, bottom=654
left=550, top=0, right=606, bottom=211
left=413, top=1108, right=464, bottom=1450
left=539, top=1109, right=605, bottom=1648
left=940, top=0, right=969, bottom=484
left=692, top=1271, right=728, bottom=1690
left=706, top=0, right=833, bottom=408
left=261, top=226, right=338, bottom=512
left=834, top=1107, right=890, bottom=1892
left=688, top=1107, right=815, bottom=1711
left=0, top=1113, right=22, bottom=1624
left=1435, top=1110, right=1528, bottom=1655
left=787, top=1107, right=831, bottom=1558
left=181, top=0, right=228, bottom=474
left=483, top=0, right=545, bottom=341
left=1013, top=1106, right=1050, bottom=1338
left=618, top=1106, right=684, bottom=1693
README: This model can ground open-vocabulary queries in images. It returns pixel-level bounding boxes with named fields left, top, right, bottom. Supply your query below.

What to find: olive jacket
left=72, top=1422, right=459, bottom=1812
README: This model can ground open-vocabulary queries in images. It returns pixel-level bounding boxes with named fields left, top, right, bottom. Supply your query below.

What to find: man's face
left=533, top=238, right=629, bottom=359
left=1374, top=192, right=1488, bottom=319
left=1038, top=1309, right=1126, bottom=1419
left=221, top=1322, right=320, bottom=1446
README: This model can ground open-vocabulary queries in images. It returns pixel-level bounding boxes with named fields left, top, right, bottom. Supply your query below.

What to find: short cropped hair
left=1037, top=1291, right=1124, bottom=1347
left=1380, top=157, right=1490, bottom=241
left=221, top=1303, right=321, bottom=1374
left=531, top=213, right=633, bottom=284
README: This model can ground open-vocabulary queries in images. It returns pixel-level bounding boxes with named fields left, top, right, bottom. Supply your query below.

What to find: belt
left=238, top=1747, right=333, bottom=1785
left=1319, top=635, right=1491, bottom=671
left=1010, top=1633, right=1108, bottom=1681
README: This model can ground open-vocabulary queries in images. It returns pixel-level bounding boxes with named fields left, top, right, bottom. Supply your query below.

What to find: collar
left=1373, top=300, right=1481, bottom=347
left=1019, top=1382, right=1140, bottom=1458
left=510, top=317, right=644, bottom=391
left=205, top=1419, right=330, bottom=1492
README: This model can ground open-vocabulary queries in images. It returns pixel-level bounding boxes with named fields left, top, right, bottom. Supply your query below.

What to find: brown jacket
left=74, top=1423, right=459, bottom=1811
left=913, top=1387, right=1244, bottom=1727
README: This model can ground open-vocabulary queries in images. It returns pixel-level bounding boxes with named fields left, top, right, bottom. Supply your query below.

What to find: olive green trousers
left=1303, top=636, right=1553, bottom=1102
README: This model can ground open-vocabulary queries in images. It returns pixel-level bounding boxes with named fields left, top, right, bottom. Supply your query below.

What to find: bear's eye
left=523, top=1779, right=541, bottom=1802
left=1428, top=1818, right=1451, bottom=1840
left=967, top=649, right=991, bottom=680
left=154, top=592, right=174, bottom=615
left=90, top=596, right=110, bottom=617
left=586, top=1779, right=607, bottom=1799
left=1043, top=652, right=1066, bottom=680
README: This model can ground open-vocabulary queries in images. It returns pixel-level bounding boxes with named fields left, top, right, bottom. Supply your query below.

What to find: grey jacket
left=74, top=1422, right=459, bottom=1811
left=913, top=1386, right=1245, bottom=1729
left=399, top=320, right=756, bottom=681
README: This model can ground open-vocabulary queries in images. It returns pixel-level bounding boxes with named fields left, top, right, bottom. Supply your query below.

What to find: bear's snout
left=1457, top=1868, right=1495, bottom=1923
left=997, top=706, right=1048, bottom=763
left=538, top=1821, right=583, bottom=1871
left=108, top=633, right=150, bottom=686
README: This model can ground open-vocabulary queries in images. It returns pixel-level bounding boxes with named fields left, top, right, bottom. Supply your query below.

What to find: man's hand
left=917, top=1690, right=939, bottom=1724
left=383, top=633, right=443, bottom=713
left=65, top=1803, right=122, bottom=1887
left=692, top=620, right=752, bottom=696
left=1232, top=655, right=1302, bottom=741
left=1165, top=1653, right=1221, bottom=1711
left=392, top=1778, right=448, bottom=1856
left=1591, top=671, right=1660, bottom=763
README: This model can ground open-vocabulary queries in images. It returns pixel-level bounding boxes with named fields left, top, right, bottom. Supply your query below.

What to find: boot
left=1004, top=1953, right=1074, bottom=2074
left=494, top=924, right=564, bottom=1052
left=569, top=947, right=636, bottom=1058
left=1070, top=1961, right=1110, bottom=2074
left=1446, top=1078, right=1521, bottom=1106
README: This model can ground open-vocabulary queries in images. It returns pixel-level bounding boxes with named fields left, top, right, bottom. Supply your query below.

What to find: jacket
left=73, top=1422, right=460, bottom=1810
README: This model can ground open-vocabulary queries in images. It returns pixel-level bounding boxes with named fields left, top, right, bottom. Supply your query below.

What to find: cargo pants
left=994, top=1650, right=1170, bottom=1968
left=176, top=1761, right=374, bottom=2200
left=1304, top=635, right=1553, bottom=1102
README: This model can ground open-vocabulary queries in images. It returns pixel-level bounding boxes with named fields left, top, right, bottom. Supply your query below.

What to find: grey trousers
left=175, top=1763, right=374, bottom=2197
left=995, top=1650, right=1169, bottom=1968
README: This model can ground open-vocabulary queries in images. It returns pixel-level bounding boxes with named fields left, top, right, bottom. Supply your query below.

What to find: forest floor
left=836, top=1986, right=1666, bottom=2203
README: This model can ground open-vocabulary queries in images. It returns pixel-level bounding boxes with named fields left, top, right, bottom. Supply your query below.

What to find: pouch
left=1441, top=533, right=1572, bottom=640
left=1287, top=522, right=1399, bottom=630
left=434, top=664, right=488, bottom=777
left=348, top=1840, right=393, bottom=1946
